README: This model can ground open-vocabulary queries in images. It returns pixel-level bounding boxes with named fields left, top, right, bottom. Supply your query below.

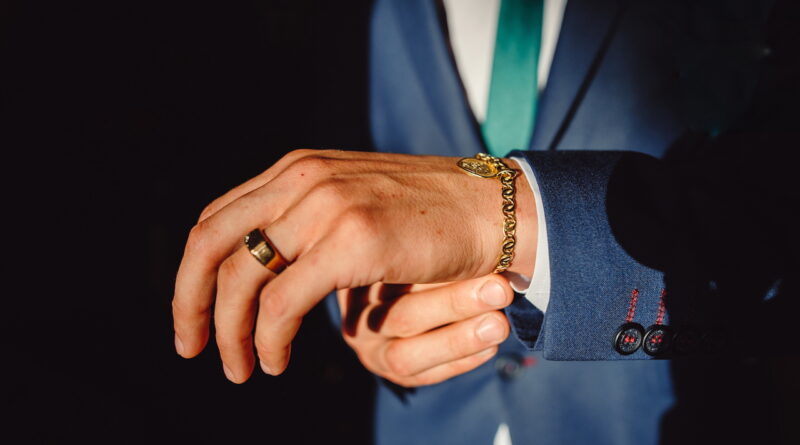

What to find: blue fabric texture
left=510, top=150, right=667, bottom=359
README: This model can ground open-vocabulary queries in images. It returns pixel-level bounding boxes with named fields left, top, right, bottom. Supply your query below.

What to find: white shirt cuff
left=506, top=156, right=551, bottom=313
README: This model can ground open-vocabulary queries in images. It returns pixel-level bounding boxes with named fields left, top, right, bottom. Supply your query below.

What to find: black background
left=3, top=1, right=376, bottom=442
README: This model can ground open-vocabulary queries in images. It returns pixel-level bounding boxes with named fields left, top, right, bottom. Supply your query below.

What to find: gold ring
left=244, top=229, right=289, bottom=273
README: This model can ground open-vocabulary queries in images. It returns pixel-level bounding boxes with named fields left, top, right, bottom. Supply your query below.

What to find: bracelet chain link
left=458, top=153, right=518, bottom=274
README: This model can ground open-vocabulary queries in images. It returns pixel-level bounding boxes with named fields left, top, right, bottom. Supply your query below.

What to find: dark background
left=3, top=1, right=377, bottom=442
left=5, top=2, right=800, bottom=444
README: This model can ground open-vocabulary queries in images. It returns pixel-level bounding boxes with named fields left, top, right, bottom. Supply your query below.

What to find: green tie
left=482, top=0, right=544, bottom=157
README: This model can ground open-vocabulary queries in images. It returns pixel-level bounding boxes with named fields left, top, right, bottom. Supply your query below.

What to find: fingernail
left=174, top=334, right=185, bottom=356
left=260, top=360, right=273, bottom=376
left=476, top=315, right=504, bottom=343
left=478, top=281, right=507, bottom=306
left=223, top=363, right=237, bottom=382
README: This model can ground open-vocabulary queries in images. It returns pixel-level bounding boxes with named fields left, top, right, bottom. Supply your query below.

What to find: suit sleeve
left=502, top=0, right=800, bottom=360
left=505, top=134, right=798, bottom=360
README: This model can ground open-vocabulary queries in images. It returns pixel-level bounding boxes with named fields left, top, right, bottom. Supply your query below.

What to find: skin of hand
left=172, top=149, right=537, bottom=383
left=337, top=275, right=515, bottom=388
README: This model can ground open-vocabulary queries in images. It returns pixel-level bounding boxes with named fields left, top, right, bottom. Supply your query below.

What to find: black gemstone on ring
left=245, top=229, right=265, bottom=250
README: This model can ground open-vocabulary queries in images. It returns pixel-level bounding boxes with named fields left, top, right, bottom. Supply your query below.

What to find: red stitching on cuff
left=655, top=289, right=666, bottom=325
left=625, top=289, right=640, bottom=323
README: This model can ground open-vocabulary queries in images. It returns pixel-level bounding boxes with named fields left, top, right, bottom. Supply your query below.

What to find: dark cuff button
left=643, top=324, right=673, bottom=356
left=614, top=322, right=644, bottom=355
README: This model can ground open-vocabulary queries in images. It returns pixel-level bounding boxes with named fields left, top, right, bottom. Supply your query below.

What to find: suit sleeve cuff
left=508, top=156, right=551, bottom=313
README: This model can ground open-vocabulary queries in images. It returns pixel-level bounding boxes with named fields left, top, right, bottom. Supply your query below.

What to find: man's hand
left=338, top=275, right=514, bottom=387
left=172, top=150, right=536, bottom=383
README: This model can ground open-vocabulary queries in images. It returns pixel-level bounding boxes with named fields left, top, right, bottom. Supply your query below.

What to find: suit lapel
left=388, top=0, right=628, bottom=156
left=529, top=0, right=628, bottom=151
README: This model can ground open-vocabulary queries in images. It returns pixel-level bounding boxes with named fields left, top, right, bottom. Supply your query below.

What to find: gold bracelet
left=456, top=153, right=518, bottom=273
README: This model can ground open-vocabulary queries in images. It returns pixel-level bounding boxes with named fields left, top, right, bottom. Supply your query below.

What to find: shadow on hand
left=342, top=283, right=418, bottom=401
left=342, top=284, right=413, bottom=337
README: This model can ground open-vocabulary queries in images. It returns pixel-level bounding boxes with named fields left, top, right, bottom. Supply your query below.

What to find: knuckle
left=339, top=206, right=379, bottom=240
left=260, top=289, right=289, bottom=319
left=286, top=148, right=316, bottom=159
left=198, top=202, right=217, bottom=222
left=448, top=289, right=474, bottom=318
left=185, top=223, right=206, bottom=254
left=278, top=149, right=316, bottom=170
left=253, top=334, right=276, bottom=360
left=287, top=153, right=334, bottom=177
left=383, top=342, right=413, bottom=377
left=446, top=329, right=472, bottom=357
left=171, top=297, right=197, bottom=320
left=253, top=336, right=269, bottom=357
left=171, top=297, right=184, bottom=315
left=310, top=178, right=349, bottom=207
left=291, top=148, right=340, bottom=159
left=217, top=256, right=242, bottom=285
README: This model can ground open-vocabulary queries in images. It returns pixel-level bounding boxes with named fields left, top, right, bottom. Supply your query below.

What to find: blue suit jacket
left=343, top=0, right=798, bottom=443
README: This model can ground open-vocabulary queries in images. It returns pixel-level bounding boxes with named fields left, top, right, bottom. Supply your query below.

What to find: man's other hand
left=337, top=275, right=513, bottom=387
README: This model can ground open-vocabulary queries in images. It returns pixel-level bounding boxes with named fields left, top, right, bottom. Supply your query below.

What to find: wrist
left=503, top=158, right=537, bottom=278
left=456, top=154, right=538, bottom=278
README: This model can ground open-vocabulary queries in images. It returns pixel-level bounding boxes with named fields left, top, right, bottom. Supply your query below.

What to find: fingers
left=378, top=311, right=509, bottom=378
left=335, top=276, right=513, bottom=387
left=173, top=150, right=364, bottom=359
left=377, top=276, right=514, bottom=338
left=172, top=176, right=304, bottom=359
left=174, top=149, right=384, bottom=371
left=213, top=246, right=276, bottom=383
